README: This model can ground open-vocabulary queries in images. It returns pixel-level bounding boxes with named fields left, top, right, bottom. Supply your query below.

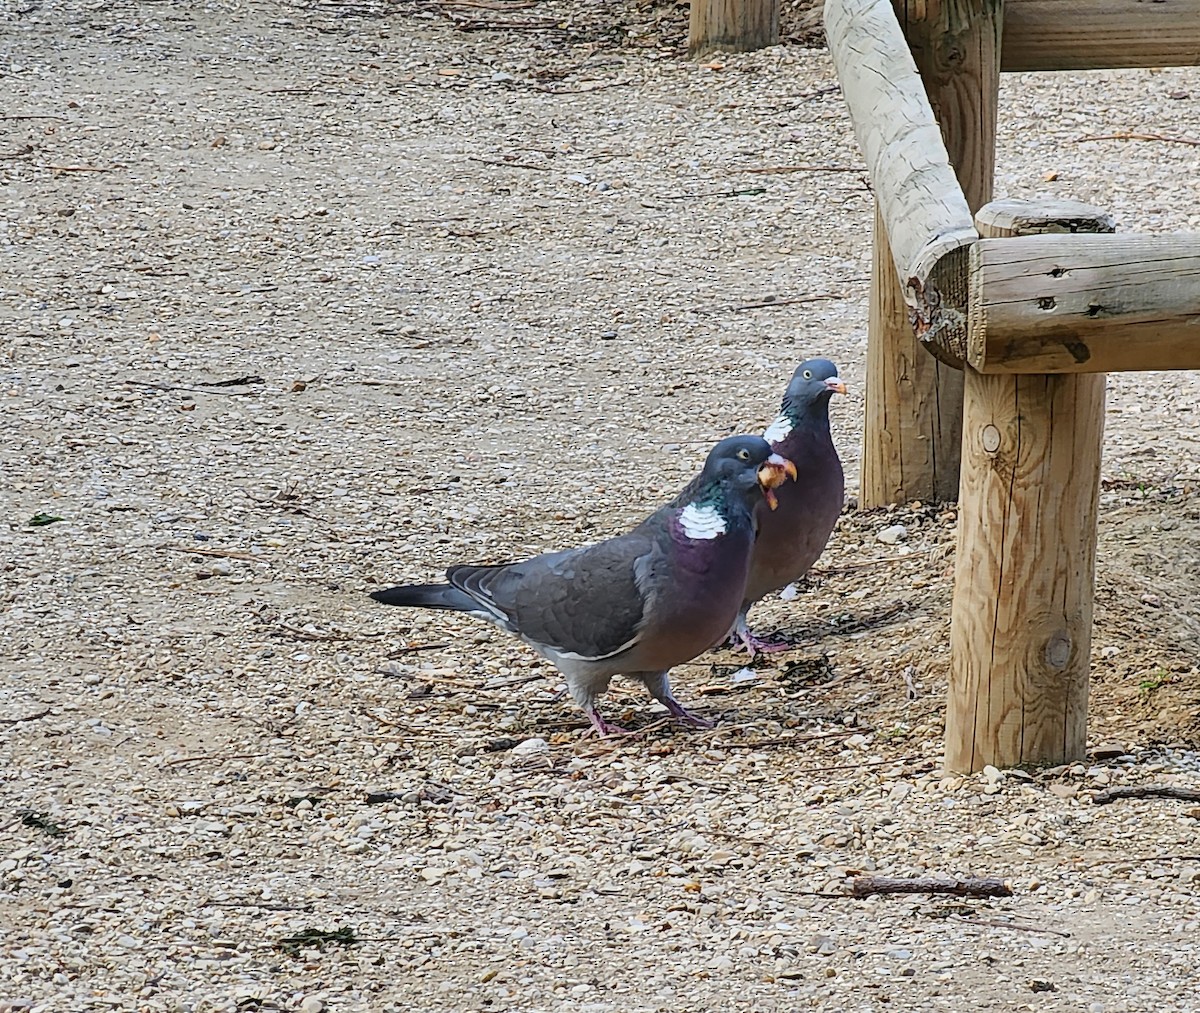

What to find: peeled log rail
left=689, top=0, right=779, bottom=56
left=826, top=0, right=997, bottom=504
left=945, top=199, right=1110, bottom=773
left=1002, top=0, right=1200, bottom=72
left=824, top=0, right=978, bottom=352
left=968, top=233, right=1200, bottom=374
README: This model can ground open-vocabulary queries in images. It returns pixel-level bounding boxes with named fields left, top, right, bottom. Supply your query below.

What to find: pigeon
left=369, top=435, right=796, bottom=735
left=733, top=358, right=847, bottom=654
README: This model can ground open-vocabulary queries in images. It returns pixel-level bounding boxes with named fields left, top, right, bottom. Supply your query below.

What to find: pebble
left=511, top=737, right=549, bottom=755
left=876, top=524, right=908, bottom=544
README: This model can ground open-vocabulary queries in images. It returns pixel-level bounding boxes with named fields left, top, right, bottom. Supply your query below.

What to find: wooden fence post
left=689, top=0, right=779, bottom=56
left=945, top=198, right=1114, bottom=772
left=861, top=0, right=1002, bottom=506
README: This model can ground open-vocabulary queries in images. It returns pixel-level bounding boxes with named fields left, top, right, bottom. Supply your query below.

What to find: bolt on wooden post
left=945, top=198, right=1115, bottom=772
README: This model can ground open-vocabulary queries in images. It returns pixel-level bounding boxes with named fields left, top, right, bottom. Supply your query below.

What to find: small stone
left=1048, top=782, right=1078, bottom=800
left=1090, top=743, right=1126, bottom=760
left=82, top=673, right=101, bottom=686
left=599, top=330, right=618, bottom=340
left=511, top=737, right=549, bottom=756
left=981, top=764, right=1004, bottom=785
left=876, top=524, right=908, bottom=545
left=299, top=998, right=324, bottom=1013
left=1029, top=979, right=1056, bottom=993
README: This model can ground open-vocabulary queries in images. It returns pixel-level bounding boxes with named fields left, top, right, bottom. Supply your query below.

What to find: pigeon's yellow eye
left=803, top=369, right=813, bottom=380
left=736, top=448, right=751, bottom=461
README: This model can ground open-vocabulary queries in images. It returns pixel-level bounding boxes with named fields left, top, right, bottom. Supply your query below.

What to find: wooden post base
left=688, top=0, right=779, bottom=56
left=944, top=199, right=1111, bottom=772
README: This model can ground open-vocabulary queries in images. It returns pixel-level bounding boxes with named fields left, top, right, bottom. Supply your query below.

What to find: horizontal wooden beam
left=824, top=0, right=978, bottom=367
left=1002, top=0, right=1200, bottom=72
left=969, top=232, right=1200, bottom=373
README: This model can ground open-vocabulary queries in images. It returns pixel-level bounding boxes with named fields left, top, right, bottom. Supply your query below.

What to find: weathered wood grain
left=863, top=208, right=965, bottom=504
left=827, top=0, right=999, bottom=503
left=969, top=232, right=1200, bottom=373
left=945, top=200, right=1108, bottom=772
left=1002, top=0, right=1200, bottom=72
left=689, top=0, right=779, bottom=56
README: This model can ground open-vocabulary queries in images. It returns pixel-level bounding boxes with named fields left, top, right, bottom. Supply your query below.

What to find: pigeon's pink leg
left=660, top=697, right=714, bottom=729
left=639, top=672, right=715, bottom=729
left=586, top=708, right=627, bottom=737
left=731, top=614, right=794, bottom=656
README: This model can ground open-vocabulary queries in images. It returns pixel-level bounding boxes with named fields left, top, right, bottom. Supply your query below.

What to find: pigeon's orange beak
left=825, top=377, right=848, bottom=395
left=757, top=453, right=798, bottom=510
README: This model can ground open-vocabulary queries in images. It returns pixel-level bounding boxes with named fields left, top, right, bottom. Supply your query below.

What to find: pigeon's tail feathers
left=369, top=583, right=478, bottom=612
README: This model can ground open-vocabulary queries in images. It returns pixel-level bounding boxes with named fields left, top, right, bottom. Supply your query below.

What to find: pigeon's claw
left=585, top=708, right=628, bottom=738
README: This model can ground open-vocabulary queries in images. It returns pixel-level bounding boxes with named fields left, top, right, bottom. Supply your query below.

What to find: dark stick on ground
left=1092, top=785, right=1200, bottom=805
left=851, top=876, right=1013, bottom=899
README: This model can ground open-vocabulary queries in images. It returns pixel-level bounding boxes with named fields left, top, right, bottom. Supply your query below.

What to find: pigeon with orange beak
left=733, top=358, right=848, bottom=654
left=370, top=435, right=795, bottom=735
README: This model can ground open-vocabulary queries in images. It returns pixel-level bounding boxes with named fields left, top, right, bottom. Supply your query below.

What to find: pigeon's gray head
left=699, top=435, right=797, bottom=511
left=783, top=358, right=847, bottom=413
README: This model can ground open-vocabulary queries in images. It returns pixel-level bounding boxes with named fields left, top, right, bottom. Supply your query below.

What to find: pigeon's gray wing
left=447, top=530, right=664, bottom=661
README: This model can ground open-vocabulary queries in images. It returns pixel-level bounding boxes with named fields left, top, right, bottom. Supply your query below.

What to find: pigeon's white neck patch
left=763, top=413, right=793, bottom=445
left=678, top=502, right=727, bottom=540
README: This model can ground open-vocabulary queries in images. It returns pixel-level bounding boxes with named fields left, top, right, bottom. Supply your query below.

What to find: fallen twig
left=469, top=155, right=557, bottom=171
left=1, top=114, right=66, bottom=120
left=163, top=752, right=268, bottom=768
left=736, top=164, right=862, bottom=174
left=42, top=164, right=113, bottom=172
left=810, top=555, right=914, bottom=577
left=171, top=545, right=263, bottom=562
left=795, top=756, right=919, bottom=775
left=531, top=81, right=631, bottom=95
left=439, top=0, right=537, bottom=8
left=852, top=875, right=1012, bottom=899
left=1092, top=785, right=1200, bottom=805
left=276, top=621, right=383, bottom=642
left=658, top=187, right=767, bottom=201
left=386, top=643, right=451, bottom=657
left=954, top=916, right=1070, bottom=938
left=733, top=294, right=845, bottom=311
left=722, top=729, right=863, bottom=749
left=1088, top=853, right=1200, bottom=866
left=0, top=707, right=52, bottom=726
left=124, top=379, right=260, bottom=397
left=204, top=900, right=315, bottom=911
left=1076, top=132, right=1200, bottom=147
left=451, top=16, right=561, bottom=30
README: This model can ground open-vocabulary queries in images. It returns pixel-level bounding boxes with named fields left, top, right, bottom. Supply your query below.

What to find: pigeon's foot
left=737, top=630, right=795, bottom=654
left=585, top=708, right=628, bottom=738
left=662, top=698, right=714, bottom=729
left=729, top=614, right=794, bottom=656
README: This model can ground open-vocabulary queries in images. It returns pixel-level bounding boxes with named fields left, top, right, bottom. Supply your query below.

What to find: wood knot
left=1045, top=632, right=1072, bottom=670
left=981, top=424, right=1001, bottom=454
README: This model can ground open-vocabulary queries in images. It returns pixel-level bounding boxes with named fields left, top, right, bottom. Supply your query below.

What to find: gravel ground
left=2, top=3, right=1200, bottom=1011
